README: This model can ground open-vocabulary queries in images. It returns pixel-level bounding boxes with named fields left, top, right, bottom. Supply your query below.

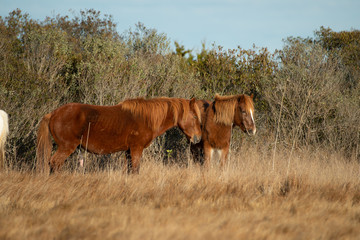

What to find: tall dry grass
left=1, top=145, right=359, bottom=240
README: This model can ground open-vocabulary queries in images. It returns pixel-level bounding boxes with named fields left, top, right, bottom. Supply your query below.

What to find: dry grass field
left=1, top=10, right=359, bottom=240
left=1, top=146, right=360, bottom=240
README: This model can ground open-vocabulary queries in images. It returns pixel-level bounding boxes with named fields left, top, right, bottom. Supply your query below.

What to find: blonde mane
left=213, top=94, right=254, bottom=126
left=120, top=97, right=189, bottom=131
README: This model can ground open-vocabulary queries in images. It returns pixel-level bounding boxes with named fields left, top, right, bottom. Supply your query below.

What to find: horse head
left=234, top=94, right=256, bottom=135
left=178, top=98, right=202, bottom=144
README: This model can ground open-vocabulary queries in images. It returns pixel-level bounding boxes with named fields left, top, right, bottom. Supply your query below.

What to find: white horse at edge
left=0, top=110, right=9, bottom=169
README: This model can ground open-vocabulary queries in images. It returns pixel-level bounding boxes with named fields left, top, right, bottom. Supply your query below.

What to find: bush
left=0, top=9, right=359, bottom=169
left=263, top=37, right=359, bottom=156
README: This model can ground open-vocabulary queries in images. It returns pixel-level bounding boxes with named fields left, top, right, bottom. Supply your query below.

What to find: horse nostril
left=193, top=135, right=201, bottom=144
left=247, top=128, right=256, bottom=135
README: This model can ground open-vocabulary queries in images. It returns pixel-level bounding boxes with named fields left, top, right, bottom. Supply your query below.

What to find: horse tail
left=36, top=113, right=52, bottom=174
left=0, top=110, right=9, bottom=170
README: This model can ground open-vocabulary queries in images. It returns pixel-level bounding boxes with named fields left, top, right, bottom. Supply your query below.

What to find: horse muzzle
left=246, top=128, right=256, bottom=135
left=191, top=135, right=201, bottom=144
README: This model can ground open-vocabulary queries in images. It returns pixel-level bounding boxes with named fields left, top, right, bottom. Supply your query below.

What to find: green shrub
left=0, top=9, right=359, bottom=169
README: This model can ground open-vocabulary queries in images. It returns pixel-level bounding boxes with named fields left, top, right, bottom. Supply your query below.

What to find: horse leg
left=50, top=145, right=78, bottom=173
left=125, top=149, right=131, bottom=173
left=128, top=147, right=143, bottom=174
left=203, top=142, right=213, bottom=168
left=219, top=146, right=230, bottom=169
left=190, top=142, right=204, bottom=165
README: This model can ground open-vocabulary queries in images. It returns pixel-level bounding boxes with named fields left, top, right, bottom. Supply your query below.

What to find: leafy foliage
left=0, top=9, right=359, bottom=168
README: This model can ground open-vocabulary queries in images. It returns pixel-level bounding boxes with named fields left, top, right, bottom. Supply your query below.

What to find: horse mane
left=213, top=94, right=254, bottom=126
left=120, top=97, right=189, bottom=130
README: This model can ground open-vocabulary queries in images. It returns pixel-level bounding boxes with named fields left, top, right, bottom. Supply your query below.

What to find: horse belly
left=84, top=131, right=128, bottom=154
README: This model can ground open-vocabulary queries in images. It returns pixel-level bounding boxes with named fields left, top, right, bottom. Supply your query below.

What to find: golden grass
left=1, top=147, right=360, bottom=240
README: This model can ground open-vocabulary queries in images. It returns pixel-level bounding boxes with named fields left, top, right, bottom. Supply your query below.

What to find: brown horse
left=199, top=94, right=256, bottom=168
left=36, top=97, right=202, bottom=174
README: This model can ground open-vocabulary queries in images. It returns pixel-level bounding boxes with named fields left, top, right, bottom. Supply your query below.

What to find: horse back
left=49, top=103, right=97, bottom=139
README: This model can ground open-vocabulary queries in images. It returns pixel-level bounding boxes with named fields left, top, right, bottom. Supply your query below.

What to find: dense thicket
left=0, top=9, right=359, bottom=169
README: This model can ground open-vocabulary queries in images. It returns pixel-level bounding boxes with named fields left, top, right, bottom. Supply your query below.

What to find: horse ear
left=190, top=98, right=196, bottom=107
left=250, top=93, right=254, bottom=99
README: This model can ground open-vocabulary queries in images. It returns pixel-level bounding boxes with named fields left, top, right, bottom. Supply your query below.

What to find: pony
left=0, top=110, right=9, bottom=170
left=199, top=94, right=256, bottom=167
left=36, top=97, right=202, bottom=174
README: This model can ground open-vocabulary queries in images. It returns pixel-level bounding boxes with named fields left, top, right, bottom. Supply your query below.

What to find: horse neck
left=155, top=106, right=180, bottom=136
left=203, top=106, right=232, bottom=142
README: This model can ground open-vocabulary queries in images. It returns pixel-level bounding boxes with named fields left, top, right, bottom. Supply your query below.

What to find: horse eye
left=194, top=115, right=198, bottom=119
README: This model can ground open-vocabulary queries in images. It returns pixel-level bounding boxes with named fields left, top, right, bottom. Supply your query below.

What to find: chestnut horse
left=200, top=94, right=256, bottom=167
left=36, top=97, right=202, bottom=174
left=0, top=110, right=9, bottom=170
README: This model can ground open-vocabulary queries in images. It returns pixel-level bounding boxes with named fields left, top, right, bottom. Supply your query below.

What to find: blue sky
left=1, top=0, right=359, bottom=52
